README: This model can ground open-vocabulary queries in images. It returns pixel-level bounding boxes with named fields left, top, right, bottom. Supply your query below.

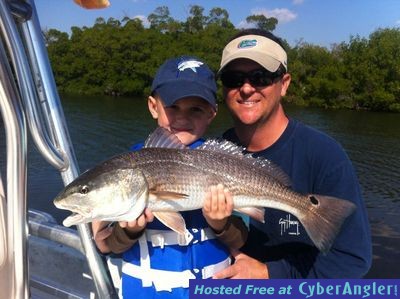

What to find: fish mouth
left=54, top=200, right=81, bottom=213
left=62, top=212, right=86, bottom=227
left=54, top=200, right=92, bottom=221
left=53, top=199, right=64, bottom=209
left=57, top=202, right=92, bottom=226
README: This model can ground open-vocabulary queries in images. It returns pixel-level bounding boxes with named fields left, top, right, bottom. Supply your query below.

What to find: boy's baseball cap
left=151, top=56, right=217, bottom=110
left=219, top=34, right=287, bottom=73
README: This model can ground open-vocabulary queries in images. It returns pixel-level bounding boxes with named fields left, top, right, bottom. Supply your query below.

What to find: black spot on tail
left=302, top=194, right=356, bottom=252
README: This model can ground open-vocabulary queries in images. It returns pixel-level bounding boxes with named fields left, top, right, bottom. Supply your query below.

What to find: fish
left=73, top=0, right=110, bottom=9
left=54, top=127, right=356, bottom=252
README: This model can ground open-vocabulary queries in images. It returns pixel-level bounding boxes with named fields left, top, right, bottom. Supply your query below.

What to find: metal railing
left=0, top=0, right=117, bottom=297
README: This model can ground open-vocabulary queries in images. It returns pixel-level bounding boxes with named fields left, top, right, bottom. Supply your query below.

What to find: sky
left=34, top=0, right=400, bottom=48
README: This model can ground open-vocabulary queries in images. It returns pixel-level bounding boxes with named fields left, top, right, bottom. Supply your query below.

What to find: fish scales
left=129, top=148, right=312, bottom=217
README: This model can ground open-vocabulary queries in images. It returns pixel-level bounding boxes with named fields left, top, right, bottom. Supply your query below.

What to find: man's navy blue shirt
left=223, top=118, right=372, bottom=278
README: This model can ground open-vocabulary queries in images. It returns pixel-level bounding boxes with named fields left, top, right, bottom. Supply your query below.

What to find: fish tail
left=301, top=194, right=356, bottom=253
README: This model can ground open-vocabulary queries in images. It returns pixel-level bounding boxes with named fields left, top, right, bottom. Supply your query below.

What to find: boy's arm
left=92, top=220, right=142, bottom=254
left=92, top=209, right=153, bottom=254
left=92, top=220, right=113, bottom=254
left=213, top=215, right=248, bottom=249
left=105, top=223, right=144, bottom=254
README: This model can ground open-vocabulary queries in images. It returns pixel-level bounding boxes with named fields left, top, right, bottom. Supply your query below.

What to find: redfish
left=54, top=127, right=356, bottom=252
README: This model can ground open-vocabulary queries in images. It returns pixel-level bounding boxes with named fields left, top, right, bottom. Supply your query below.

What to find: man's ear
left=280, top=73, right=291, bottom=97
left=148, top=96, right=158, bottom=119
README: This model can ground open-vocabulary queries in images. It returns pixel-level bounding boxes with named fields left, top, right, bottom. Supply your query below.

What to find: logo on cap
left=238, top=39, right=257, bottom=49
left=178, top=60, right=204, bottom=73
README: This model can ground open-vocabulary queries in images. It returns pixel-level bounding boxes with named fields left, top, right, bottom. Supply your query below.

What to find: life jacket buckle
left=178, top=230, right=193, bottom=246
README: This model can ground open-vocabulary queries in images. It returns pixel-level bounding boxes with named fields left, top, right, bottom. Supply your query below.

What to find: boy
left=92, top=56, right=247, bottom=298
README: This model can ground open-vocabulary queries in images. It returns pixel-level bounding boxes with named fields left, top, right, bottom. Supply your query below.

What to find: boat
left=0, top=0, right=118, bottom=297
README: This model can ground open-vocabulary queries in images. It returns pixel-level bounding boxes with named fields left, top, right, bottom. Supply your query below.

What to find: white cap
left=219, top=34, right=287, bottom=73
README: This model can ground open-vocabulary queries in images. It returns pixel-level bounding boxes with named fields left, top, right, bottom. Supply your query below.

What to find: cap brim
left=155, top=80, right=217, bottom=109
left=218, top=50, right=282, bottom=74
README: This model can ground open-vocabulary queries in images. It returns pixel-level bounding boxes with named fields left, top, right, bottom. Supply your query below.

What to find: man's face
left=222, top=58, right=290, bottom=127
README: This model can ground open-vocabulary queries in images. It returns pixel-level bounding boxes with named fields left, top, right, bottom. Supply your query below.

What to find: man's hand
left=202, top=184, right=233, bottom=232
left=213, top=249, right=269, bottom=279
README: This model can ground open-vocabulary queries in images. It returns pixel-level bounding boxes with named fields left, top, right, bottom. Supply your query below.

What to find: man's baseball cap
left=219, top=34, right=287, bottom=73
left=151, top=56, right=217, bottom=110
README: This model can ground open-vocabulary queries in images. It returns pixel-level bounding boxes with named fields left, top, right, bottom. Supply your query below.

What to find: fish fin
left=301, top=194, right=356, bottom=253
left=149, top=190, right=189, bottom=200
left=198, top=139, right=291, bottom=187
left=234, top=207, right=265, bottom=223
left=198, top=138, right=247, bottom=155
left=153, top=211, right=187, bottom=235
left=144, top=127, right=187, bottom=149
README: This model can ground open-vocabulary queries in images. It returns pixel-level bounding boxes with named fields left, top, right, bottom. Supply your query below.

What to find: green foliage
left=288, top=42, right=354, bottom=109
left=185, top=5, right=207, bottom=33
left=46, top=6, right=400, bottom=112
left=245, top=15, right=278, bottom=31
left=207, top=8, right=233, bottom=28
left=148, top=6, right=174, bottom=32
left=286, top=29, right=400, bottom=111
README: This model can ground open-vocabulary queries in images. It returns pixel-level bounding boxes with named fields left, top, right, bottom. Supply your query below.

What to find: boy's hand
left=92, top=221, right=113, bottom=253
left=202, top=184, right=234, bottom=232
left=119, top=208, right=154, bottom=238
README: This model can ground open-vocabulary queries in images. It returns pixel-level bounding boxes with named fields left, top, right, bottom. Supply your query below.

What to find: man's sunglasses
left=220, top=69, right=284, bottom=88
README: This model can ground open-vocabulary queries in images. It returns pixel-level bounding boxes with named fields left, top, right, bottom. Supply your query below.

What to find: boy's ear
left=207, top=108, right=217, bottom=125
left=148, top=96, right=158, bottom=119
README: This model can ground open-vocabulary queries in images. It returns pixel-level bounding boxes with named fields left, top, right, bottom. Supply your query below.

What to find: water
left=1, top=95, right=399, bottom=278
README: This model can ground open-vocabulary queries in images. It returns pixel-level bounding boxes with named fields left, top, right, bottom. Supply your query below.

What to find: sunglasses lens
left=221, top=69, right=281, bottom=88
left=248, top=70, right=272, bottom=86
left=220, top=72, right=244, bottom=88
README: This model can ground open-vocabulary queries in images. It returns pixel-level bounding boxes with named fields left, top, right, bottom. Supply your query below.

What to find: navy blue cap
left=151, top=56, right=217, bottom=110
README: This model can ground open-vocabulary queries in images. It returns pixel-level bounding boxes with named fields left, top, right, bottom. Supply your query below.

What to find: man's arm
left=215, top=160, right=372, bottom=279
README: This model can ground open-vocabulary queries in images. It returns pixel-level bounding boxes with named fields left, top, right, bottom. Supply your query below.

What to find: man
left=214, top=29, right=372, bottom=278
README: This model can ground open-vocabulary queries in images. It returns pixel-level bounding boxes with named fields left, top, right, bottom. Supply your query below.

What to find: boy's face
left=148, top=96, right=216, bottom=145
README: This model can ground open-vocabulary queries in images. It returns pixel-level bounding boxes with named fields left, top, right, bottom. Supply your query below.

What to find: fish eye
left=309, top=196, right=319, bottom=206
left=80, top=185, right=89, bottom=194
